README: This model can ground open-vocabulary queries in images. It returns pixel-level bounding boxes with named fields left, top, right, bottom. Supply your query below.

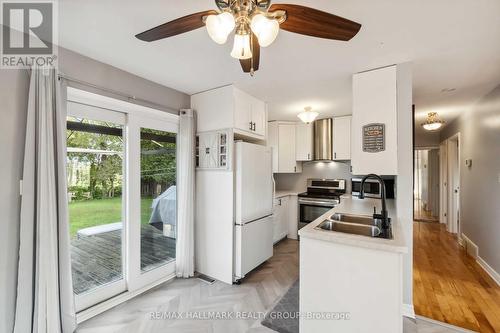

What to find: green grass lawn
left=68, top=197, right=153, bottom=238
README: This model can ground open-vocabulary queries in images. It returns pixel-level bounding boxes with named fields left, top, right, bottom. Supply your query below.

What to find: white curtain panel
left=14, top=68, right=76, bottom=333
left=175, top=109, right=196, bottom=278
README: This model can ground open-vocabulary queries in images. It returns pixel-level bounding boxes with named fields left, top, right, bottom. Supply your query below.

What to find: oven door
left=298, top=199, right=335, bottom=230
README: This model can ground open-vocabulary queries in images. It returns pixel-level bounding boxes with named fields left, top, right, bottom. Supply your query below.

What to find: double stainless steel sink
left=315, top=212, right=392, bottom=239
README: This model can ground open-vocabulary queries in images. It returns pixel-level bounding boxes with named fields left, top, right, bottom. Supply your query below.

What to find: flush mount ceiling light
left=297, top=106, right=319, bottom=124
left=135, top=0, right=361, bottom=76
left=422, top=112, right=445, bottom=131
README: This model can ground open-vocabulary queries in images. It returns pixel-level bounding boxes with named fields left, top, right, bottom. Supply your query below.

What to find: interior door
left=439, top=142, right=448, bottom=225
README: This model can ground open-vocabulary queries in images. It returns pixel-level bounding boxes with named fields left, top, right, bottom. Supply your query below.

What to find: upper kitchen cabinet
left=351, top=66, right=398, bottom=175
left=268, top=121, right=302, bottom=173
left=333, top=116, right=351, bottom=161
left=191, top=85, right=267, bottom=140
left=295, top=123, right=313, bottom=161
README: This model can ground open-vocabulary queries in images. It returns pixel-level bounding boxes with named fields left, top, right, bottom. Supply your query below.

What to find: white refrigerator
left=234, top=142, right=274, bottom=281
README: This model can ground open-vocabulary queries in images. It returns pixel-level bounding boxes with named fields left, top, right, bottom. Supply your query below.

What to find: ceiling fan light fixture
left=230, top=32, right=252, bottom=59
left=250, top=14, right=279, bottom=47
left=205, top=12, right=235, bottom=44
left=297, top=106, right=319, bottom=124
left=422, top=112, right=445, bottom=131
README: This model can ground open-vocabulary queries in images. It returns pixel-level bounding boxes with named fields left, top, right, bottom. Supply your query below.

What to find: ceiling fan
left=135, top=0, right=361, bottom=75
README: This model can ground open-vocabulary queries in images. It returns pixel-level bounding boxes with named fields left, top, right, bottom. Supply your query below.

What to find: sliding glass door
left=66, top=104, right=127, bottom=311
left=66, top=89, right=178, bottom=311
left=127, top=115, right=177, bottom=290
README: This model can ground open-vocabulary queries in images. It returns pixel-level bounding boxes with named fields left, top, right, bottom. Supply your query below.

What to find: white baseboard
left=416, top=315, right=476, bottom=332
left=76, top=273, right=176, bottom=324
left=477, top=256, right=500, bottom=287
left=461, top=233, right=499, bottom=287
left=402, top=303, right=415, bottom=319
left=461, top=234, right=478, bottom=258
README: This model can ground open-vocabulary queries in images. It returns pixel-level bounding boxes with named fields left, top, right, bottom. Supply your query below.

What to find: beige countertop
left=298, top=195, right=407, bottom=253
left=274, top=190, right=300, bottom=198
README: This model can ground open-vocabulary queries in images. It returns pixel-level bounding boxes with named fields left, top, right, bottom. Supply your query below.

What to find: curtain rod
left=58, top=73, right=179, bottom=114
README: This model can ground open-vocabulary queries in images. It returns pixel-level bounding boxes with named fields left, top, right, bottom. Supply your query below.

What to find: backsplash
left=274, top=161, right=353, bottom=193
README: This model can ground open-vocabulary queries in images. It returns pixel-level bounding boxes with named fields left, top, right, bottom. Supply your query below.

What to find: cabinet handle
left=307, top=153, right=310, bottom=160
left=350, top=165, right=353, bottom=172
left=252, top=122, right=256, bottom=131
left=294, top=166, right=296, bottom=172
left=249, top=121, right=253, bottom=130
left=334, top=152, right=337, bottom=159
left=279, top=199, right=282, bottom=206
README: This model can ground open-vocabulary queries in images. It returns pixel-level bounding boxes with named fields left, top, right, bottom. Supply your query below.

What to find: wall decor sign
left=362, top=123, right=385, bottom=153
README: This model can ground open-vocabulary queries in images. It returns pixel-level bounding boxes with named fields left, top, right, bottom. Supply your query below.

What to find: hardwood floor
left=413, top=222, right=500, bottom=332
left=414, top=199, right=439, bottom=223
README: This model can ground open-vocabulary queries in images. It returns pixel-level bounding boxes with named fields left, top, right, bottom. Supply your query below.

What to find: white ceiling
left=59, top=0, right=500, bottom=138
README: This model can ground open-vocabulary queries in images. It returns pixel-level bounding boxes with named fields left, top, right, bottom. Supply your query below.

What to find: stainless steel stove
left=298, top=179, right=346, bottom=230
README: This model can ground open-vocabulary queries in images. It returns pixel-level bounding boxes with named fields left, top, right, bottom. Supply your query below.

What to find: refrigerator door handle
left=236, top=214, right=274, bottom=226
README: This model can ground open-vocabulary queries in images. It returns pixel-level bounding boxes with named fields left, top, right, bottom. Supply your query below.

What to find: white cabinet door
left=333, top=116, right=351, bottom=160
left=268, top=122, right=302, bottom=174
left=251, top=98, right=266, bottom=137
left=278, top=124, right=299, bottom=173
left=268, top=122, right=279, bottom=173
left=287, top=195, right=298, bottom=240
left=273, top=196, right=289, bottom=243
left=278, top=196, right=289, bottom=240
left=233, top=88, right=253, bottom=133
left=296, top=123, right=313, bottom=161
left=191, top=85, right=234, bottom=132
left=273, top=198, right=283, bottom=243
left=198, top=132, right=219, bottom=169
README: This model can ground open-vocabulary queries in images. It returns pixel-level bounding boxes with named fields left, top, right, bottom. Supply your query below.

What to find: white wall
left=440, top=83, right=500, bottom=274
left=0, top=47, right=190, bottom=333
left=395, top=63, right=414, bottom=308
left=0, top=69, right=29, bottom=333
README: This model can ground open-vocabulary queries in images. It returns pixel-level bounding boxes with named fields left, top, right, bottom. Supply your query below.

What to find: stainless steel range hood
left=313, top=118, right=333, bottom=160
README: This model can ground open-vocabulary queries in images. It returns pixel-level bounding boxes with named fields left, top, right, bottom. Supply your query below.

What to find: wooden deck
left=71, top=225, right=176, bottom=295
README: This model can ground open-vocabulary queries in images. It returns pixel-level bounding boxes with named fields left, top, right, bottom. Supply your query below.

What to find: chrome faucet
left=358, top=174, right=390, bottom=229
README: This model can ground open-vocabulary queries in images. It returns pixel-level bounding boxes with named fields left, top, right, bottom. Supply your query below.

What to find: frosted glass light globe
left=250, top=14, right=279, bottom=47
left=206, top=12, right=235, bottom=44
left=230, top=33, right=252, bottom=59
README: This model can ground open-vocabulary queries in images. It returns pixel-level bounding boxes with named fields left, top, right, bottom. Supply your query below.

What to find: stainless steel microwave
left=351, top=178, right=395, bottom=199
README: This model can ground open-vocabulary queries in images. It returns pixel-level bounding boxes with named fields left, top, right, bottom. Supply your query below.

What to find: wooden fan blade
left=136, top=10, right=217, bottom=42
left=240, top=34, right=260, bottom=73
left=269, top=4, right=361, bottom=41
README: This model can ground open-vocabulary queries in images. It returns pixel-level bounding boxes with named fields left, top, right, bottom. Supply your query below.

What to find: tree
left=66, top=117, right=123, bottom=199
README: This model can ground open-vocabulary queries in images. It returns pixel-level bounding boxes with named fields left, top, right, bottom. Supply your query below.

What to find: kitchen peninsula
left=299, top=194, right=407, bottom=333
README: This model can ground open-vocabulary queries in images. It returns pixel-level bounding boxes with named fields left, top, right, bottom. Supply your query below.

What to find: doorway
left=413, top=148, right=440, bottom=222
left=447, top=134, right=460, bottom=235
